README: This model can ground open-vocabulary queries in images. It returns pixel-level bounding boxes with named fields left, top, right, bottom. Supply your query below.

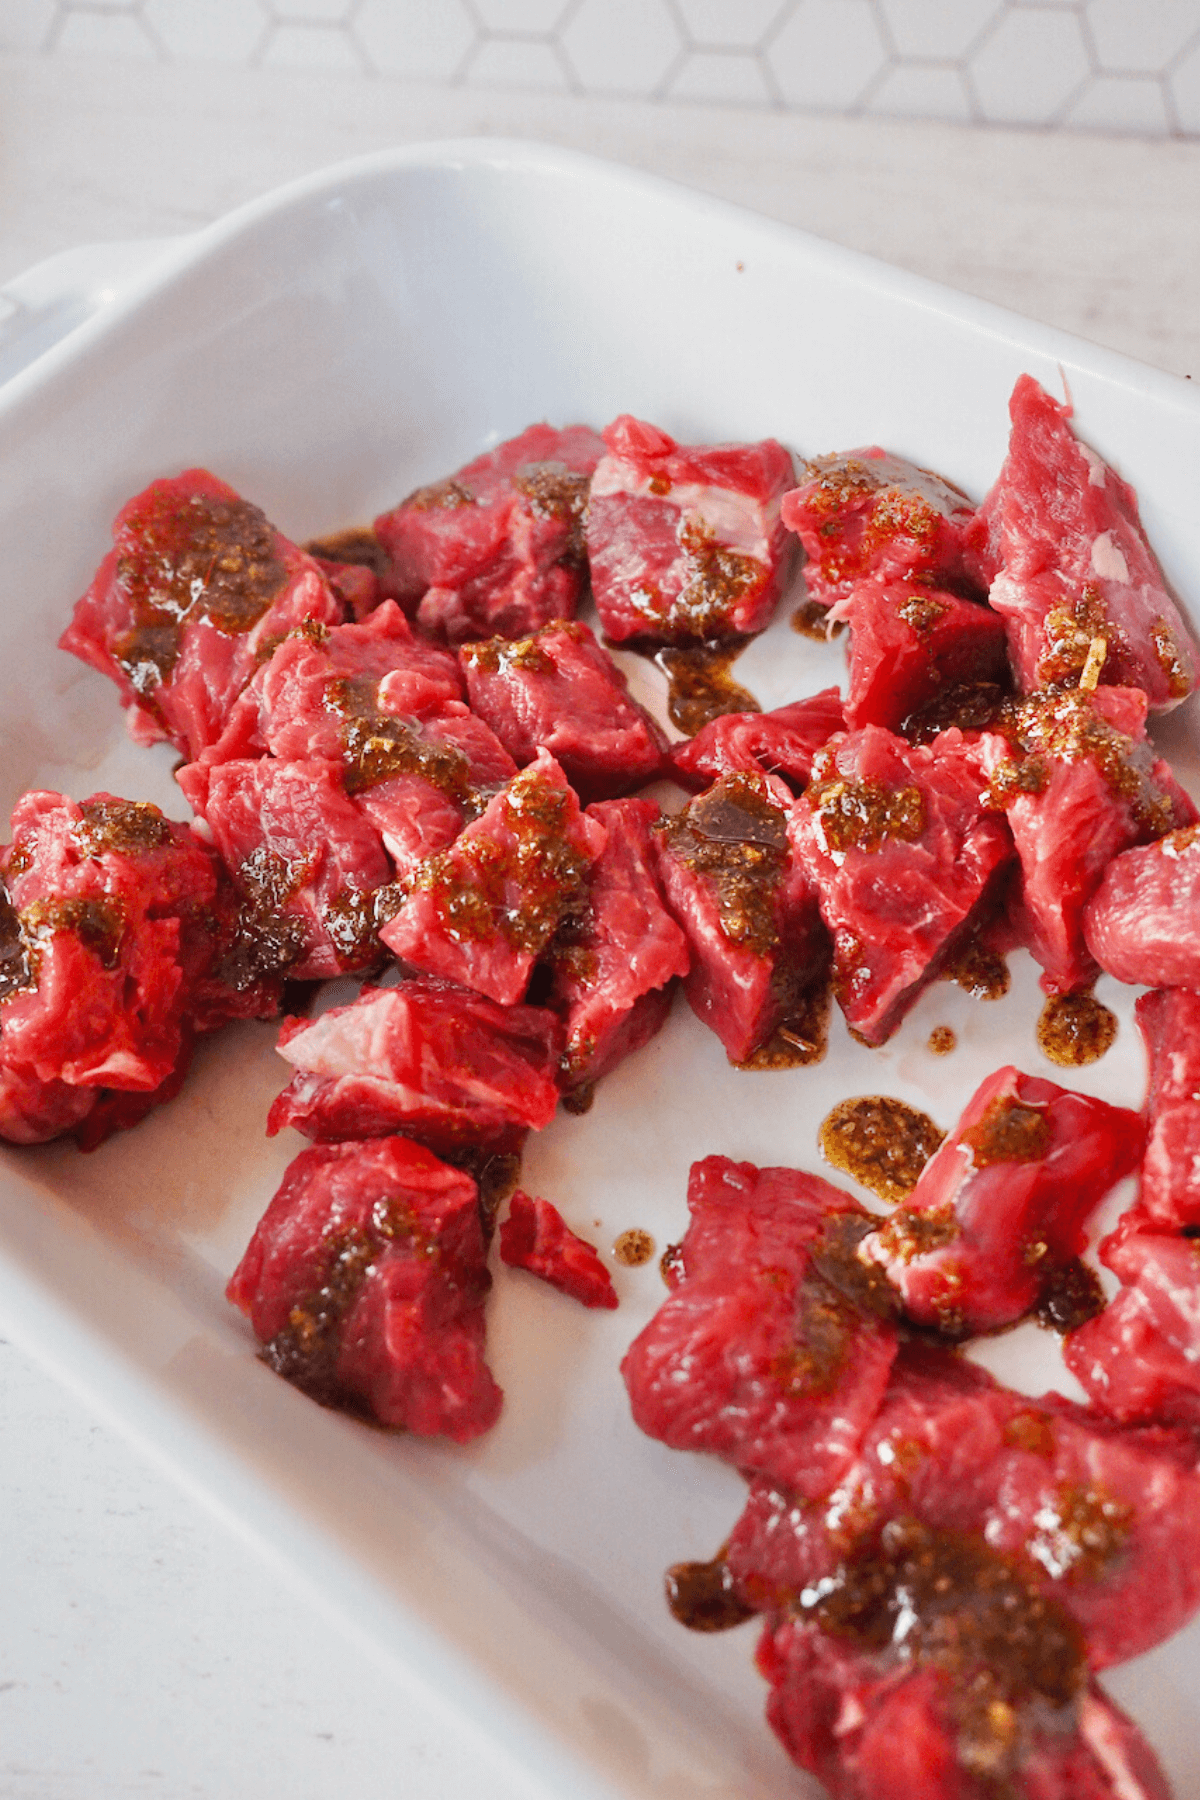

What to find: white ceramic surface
left=1, top=138, right=1198, bottom=1799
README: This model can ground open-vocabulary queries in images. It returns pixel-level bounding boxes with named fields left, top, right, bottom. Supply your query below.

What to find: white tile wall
left=14, top=0, right=1200, bottom=138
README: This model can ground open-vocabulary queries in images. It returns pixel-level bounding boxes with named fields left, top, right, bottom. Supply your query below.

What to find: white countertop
left=1, top=50, right=1199, bottom=1800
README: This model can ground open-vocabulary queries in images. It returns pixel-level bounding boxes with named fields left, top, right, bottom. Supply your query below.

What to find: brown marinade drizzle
left=818, top=1095, right=945, bottom=1204
left=326, top=674, right=476, bottom=802
left=652, top=638, right=760, bottom=736
left=805, top=772, right=925, bottom=855
left=665, top=1552, right=756, bottom=1633
left=961, top=1094, right=1051, bottom=1167
left=1036, top=991, right=1118, bottom=1067
left=659, top=772, right=788, bottom=960
left=113, top=492, right=288, bottom=694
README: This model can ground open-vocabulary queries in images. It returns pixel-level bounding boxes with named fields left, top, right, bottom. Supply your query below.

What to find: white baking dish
left=1, top=139, right=1198, bottom=1800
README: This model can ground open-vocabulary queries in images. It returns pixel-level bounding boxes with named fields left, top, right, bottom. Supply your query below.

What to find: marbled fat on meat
left=972, top=374, right=1198, bottom=710
left=586, top=415, right=795, bottom=643
left=227, top=1135, right=502, bottom=1440
left=373, top=423, right=605, bottom=644
left=267, top=979, right=561, bottom=1151
left=621, top=1156, right=898, bottom=1499
left=59, top=469, right=343, bottom=761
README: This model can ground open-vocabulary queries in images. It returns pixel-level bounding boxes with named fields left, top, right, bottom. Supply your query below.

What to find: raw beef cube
left=586, top=415, right=795, bottom=644
left=789, top=726, right=1013, bottom=1045
left=0, top=790, right=221, bottom=1093
left=546, top=797, right=689, bottom=1091
left=60, top=468, right=343, bottom=761
left=459, top=620, right=668, bottom=801
left=977, top=685, right=1195, bottom=994
left=1084, top=822, right=1200, bottom=989
left=756, top=1597, right=1170, bottom=1800
left=654, top=771, right=829, bottom=1065
left=498, top=1191, right=618, bottom=1309
left=373, top=423, right=605, bottom=643
left=858, top=1065, right=1143, bottom=1336
left=726, top=1342, right=1200, bottom=1672
left=178, top=758, right=393, bottom=981
left=380, top=748, right=606, bottom=1006
left=669, top=689, right=845, bottom=794
left=972, top=374, right=1198, bottom=709
left=1128, top=988, right=1200, bottom=1230
left=837, top=579, right=1008, bottom=733
left=227, top=1135, right=502, bottom=1440
left=621, top=1156, right=899, bottom=1499
left=267, top=979, right=562, bottom=1151
left=781, top=448, right=980, bottom=609
left=1066, top=1229, right=1200, bottom=1429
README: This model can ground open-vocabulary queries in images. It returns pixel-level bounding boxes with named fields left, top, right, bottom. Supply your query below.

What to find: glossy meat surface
left=374, top=423, right=605, bottom=643
left=227, top=1135, right=502, bottom=1440
left=837, top=580, right=1008, bottom=734
left=859, top=1065, right=1143, bottom=1335
left=669, top=688, right=845, bottom=794
left=587, top=415, right=795, bottom=643
left=60, top=468, right=343, bottom=760
left=973, top=374, right=1198, bottom=710
left=789, top=726, right=1013, bottom=1044
left=498, top=1191, right=618, bottom=1309
left=267, top=979, right=562, bottom=1150
left=460, top=619, right=667, bottom=801
left=621, top=1156, right=898, bottom=1498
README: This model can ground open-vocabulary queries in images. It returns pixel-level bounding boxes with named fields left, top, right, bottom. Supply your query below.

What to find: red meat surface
left=373, top=423, right=605, bottom=643
left=757, top=1609, right=1170, bottom=1800
left=498, top=1191, right=618, bottom=1309
left=977, top=685, right=1195, bottom=994
left=726, top=1343, right=1200, bottom=1673
left=202, top=602, right=515, bottom=880
left=267, top=979, right=561, bottom=1150
left=780, top=448, right=980, bottom=609
left=621, top=1156, right=899, bottom=1499
left=971, top=374, right=1198, bottom=710
left=586, top=415, right=795, bottom=644
left=1084, top=822, right=1200, bottom=989
left=459, top=620, right=667, bottom=801
left=379, top=748, right=606, bottom=1006
left=789, top=726, right=1013, bottom=1045
left=836, top=580, right=1008, bottom=734
left=547, top=797, right=689, bottom=1092
left=59, top=469, right=343, bottom=761
left=178, top=757, right=393, bottom=981
left=0, top=791, right=220, bottom=1095
left=669, top=688, right=845, bottom=794
left=227, top=1135, right=501, bottom=1440
left=654, top=771, right=829, bottom=1065
left=1129, top=987, right=1200, bottom=1231
left=858, top=1065, right=1143, bottom=1335
left=0, top=1062, right=96, bottom=1145
left=1066, top=1228, right=1200, bottom=1430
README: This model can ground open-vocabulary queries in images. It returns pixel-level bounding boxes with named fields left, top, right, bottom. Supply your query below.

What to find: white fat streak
left=589, top=461, right=777, bottom=562
left=1078, top=1691, right=1161, bottom=1800
left=1080, top=445, right=1108, bottom=489
left=1090, top=532, right=1130, bottom=584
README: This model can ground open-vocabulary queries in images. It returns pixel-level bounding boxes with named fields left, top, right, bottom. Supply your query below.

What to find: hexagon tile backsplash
left=7, top=0, right=1200, bottom=137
